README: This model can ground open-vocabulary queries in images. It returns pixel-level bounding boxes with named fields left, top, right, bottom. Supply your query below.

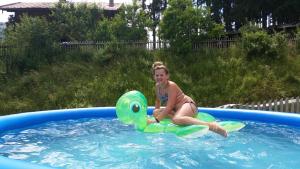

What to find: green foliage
left=0, top=56, right=4, bottom=74
left=0, top=48, right=155, bottom=115
left=146, top=0, right=167, bottom=43
left=272, top=32, right=288, bottom=59
left=1, top=45, right=300, bottom=115
left=239, top=23, right=263, bottom=33
left=241, top=30, right=273, bottom=59
left=1, top=1, right=299, bottom=115
left=5, top=15, right=58, bottom=73
left=233, top=65, right=284, bottom=102
left=92, top=2, right=149, bottom=41
left=240, top=26, right=288, bottom=61
left=159, top=0, right=224, bottom=54
left=154, top=44, right=299, bottom=106
left=203, top=0, right=300, bottom=31
left=296, top=28, right=300, bottom=52
left=51, top=2, right=103, bottom=41
left=2, top=2, right=149, bottom=74
left=92, top=18, right=115, bottom=41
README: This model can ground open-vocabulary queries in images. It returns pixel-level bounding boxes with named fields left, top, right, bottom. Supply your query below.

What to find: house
left=0, top=1, right=122, bottom=23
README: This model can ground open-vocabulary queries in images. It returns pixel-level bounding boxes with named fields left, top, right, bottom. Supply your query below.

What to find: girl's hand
left=153, top=109, right=160, bottom=118
left=153, top=108, right=166, bottom=121
left=147, top=118, right=156, bottom=124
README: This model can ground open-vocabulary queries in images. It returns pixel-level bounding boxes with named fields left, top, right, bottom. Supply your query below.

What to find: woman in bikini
left=148, top=61, right=227, bottom=137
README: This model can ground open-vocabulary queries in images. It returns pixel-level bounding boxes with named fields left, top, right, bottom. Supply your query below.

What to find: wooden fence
left=219, top=96, right=300, bottom=113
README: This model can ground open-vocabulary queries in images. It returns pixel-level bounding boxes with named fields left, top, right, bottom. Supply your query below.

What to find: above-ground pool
left=0, top=107, right=300, bottom=169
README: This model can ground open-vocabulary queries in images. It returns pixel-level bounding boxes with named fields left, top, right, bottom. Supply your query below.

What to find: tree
left=200, top=0, right=234, bottom=32
left=272, top=0, right=300, bottom=26
left=92, top=1, right=149, bottom=41
left=197, top=0, right=300, bottom=32
left=50, top=1, right=102, bottom=41
left=147, top=0, right=167, bottom=49
left=159, top=0, right=224, bottom=53
left=5, top=15, right=57, bottom=73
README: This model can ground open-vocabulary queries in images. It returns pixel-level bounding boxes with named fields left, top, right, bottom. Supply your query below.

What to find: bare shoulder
left=168, top=81, right=178, bottom=87
left=168, top=81, right=180, bottom=91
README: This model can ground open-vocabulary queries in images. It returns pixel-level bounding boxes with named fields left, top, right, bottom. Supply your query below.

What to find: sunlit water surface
left=0, top=118, right=300, bottom=169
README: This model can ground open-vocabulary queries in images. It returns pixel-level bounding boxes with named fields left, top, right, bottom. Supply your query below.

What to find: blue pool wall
left=1, top=107, right=300, bottom=132
left=1, top=107, right=300, bottom=169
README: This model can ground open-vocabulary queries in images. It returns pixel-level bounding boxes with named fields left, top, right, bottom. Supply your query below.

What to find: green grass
left=0, top=46, right=300, bottom=115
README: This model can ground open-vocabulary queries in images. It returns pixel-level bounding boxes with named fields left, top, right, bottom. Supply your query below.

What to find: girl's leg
left=172, top=103, right=227, bottom=137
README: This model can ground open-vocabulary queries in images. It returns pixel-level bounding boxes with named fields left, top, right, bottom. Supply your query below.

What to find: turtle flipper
left=219, top=121, right=245, bottom=132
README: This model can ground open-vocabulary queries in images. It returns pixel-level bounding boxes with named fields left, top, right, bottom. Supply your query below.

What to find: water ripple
left=0, top=119, right=299, bottom=169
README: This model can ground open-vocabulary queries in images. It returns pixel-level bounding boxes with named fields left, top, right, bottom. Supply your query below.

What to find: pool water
left=0, top=118, right=300, bottom=169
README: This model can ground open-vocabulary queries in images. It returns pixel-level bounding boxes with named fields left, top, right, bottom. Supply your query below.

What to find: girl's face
left=154, top=68, right=169, bottom=85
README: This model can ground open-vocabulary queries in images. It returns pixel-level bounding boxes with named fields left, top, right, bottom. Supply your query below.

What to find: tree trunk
left=152, top=26, right=156, bottom=49
left=262, top=11, right=267, bottom=29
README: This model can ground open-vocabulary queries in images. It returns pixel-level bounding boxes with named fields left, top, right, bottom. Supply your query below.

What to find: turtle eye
left=130, top=102, right=140, bottom=113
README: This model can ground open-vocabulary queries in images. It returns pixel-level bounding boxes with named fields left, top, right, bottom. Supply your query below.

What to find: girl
left=148, top=61, right=227, bottom=137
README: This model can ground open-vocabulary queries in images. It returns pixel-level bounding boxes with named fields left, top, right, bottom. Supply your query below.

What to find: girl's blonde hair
left=152, top=61, right=169, bottom=75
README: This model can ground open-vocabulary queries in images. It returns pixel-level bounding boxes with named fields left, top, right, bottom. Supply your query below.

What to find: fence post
left=284, top=98, right=289, bottom=112
left=296, top=96, right=299, bottom=113
left=280, top=98, right=284, bottom=112
left=244, top=103, right=248, bottom=109
left=263, top=101, right=267, bottom=111
left=268, top=100, right=272, bottom=111
left=274, top=99, right=278, bottom=112
left=290, top=97, right=294, bottom=113
left=250, top=102, right=255, bottom=110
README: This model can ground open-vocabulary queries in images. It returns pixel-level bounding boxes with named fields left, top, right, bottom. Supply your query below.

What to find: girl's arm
left=156, top=84, right=177, bottom=120
left=149, top=87, right=162, bottom=123
left=154, top=99, right=160, bottom=110
left=154, top=86, right=161, bottom=111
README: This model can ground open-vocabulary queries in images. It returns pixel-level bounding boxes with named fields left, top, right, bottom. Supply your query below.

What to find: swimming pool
left=1, top=107, right=300, bottom=169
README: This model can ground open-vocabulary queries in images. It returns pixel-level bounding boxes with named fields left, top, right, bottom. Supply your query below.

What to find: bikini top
left=157, top=84, right=187, bottom=107
left=158, top=92, right=169, bottom=106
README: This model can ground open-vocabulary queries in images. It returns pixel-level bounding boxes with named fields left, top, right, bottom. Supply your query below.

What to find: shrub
left=233, top=65, right=284, bottom=103
left=159, top=0, right=223, bottom=54
left=296, top=28, right=300, bottom=52
left=5, top=15, right=58, bottom=73
left=272, top=32, right=288, bottom=59
left=241, top=30, right=275, bottom=59
left=240, top=27, right=288, bottom=61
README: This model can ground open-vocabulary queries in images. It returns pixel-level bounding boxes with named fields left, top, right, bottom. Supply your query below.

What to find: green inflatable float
left=116, top=90, right=245, bottom=138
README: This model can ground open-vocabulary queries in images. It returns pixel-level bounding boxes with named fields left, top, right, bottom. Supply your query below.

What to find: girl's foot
left=208, top=122, right=228, bottom=137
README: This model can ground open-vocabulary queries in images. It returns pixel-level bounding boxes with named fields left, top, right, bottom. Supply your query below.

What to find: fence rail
left=0, top=37, right=298, bottom=52
left=59, top=38, right=239, bottom=50
left=219, top=96, right=300, bottom=113
left=60, top=41, right=170, bottom=51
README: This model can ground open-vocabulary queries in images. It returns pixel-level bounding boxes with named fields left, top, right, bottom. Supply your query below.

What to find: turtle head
left=116, top=90, right=148, bottom=130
